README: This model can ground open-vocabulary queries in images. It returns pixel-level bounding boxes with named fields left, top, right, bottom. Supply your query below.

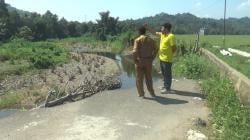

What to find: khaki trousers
left=135, top=59, right=155, bottom=96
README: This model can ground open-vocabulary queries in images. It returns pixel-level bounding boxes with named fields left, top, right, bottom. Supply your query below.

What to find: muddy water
left=0, top=109, right=17, bottom=119
left=115, top=54, right=161, bottom=89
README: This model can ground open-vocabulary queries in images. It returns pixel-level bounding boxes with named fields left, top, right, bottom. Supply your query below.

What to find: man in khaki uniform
left=133, top=26, right=158, bottom=98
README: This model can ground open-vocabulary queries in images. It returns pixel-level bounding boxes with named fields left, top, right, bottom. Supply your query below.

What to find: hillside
left=121, top=13, right=250, bottom=35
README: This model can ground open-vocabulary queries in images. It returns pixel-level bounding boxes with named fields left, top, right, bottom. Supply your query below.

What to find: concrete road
left=0, top=79, right=209, bottom=140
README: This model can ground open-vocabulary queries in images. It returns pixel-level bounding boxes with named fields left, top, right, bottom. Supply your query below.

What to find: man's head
left=161, top=22, right=172, bottom=34
left=138, top=26, right=146, bottom=35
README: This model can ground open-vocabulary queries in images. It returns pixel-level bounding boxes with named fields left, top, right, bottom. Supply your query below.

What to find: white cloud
left=195, top=2, right=202, bottom=7
left=237, top=0, right=250, bottom=11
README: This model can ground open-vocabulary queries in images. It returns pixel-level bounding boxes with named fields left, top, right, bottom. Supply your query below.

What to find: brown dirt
left=0, top=52, right=120, bottom=109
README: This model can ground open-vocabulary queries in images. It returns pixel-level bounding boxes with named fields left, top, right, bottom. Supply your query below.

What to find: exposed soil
left=0, top=52, right=121, bottom=109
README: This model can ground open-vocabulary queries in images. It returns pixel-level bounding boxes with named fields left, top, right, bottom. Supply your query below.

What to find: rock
left=193, top=97, right=203, bottom=101
left=220, top=49, right=232, bottom=56
left=187, top=129, right=208, bottom=140
left=193, top=118, right=207, bottom=127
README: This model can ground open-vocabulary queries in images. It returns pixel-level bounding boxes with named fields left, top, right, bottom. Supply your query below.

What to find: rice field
left=176, top=35, right=250, bottom=78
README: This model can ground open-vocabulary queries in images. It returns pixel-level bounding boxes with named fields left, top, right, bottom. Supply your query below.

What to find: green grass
left=176, top=35, right=250, bottom=51
left=0, top=93, right=21, bottom=108
left=173, top=52, right=250, bottom=139
left=0, top=38, right=70, bottom=78
left=48, top=33, right=129, bottom=53
left=202, top=73, right=250, bottom=140
left=206, top=46, right=250, bottom=78
left=172, top=54, right=211, bottom=79
left=175, top=35, right=250, bottom=78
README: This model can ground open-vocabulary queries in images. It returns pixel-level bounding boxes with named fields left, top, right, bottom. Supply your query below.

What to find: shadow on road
left=144, top=96, right=188, bottom=105
left=173, top=90, right=204, bottom=98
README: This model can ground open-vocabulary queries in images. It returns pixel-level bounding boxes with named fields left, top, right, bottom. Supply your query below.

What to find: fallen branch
left=44, top=76, right=121, bottom=107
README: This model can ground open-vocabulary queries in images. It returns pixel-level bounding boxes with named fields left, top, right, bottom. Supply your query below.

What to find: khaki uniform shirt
left=133, top=35, right=158, bottom=63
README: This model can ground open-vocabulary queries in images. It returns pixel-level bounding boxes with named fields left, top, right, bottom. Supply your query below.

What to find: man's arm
left=152, top=39, right=158, bottom=59
left=132, top=39, right=139, bottom=63
left=144, top=24, right=160, bottom=37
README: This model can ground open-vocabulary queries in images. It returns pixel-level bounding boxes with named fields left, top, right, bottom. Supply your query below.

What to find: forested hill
left=1, top=0, right=250, bottom=42
left=121, top=12, right=250, bottom=35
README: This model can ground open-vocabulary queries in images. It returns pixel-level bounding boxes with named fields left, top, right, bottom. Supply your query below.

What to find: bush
left=173, top=54, right=210, bottom=79
left=0, top=40, right=69, bottom=70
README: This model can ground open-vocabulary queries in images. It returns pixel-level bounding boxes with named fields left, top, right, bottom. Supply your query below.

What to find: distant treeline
left=128, top=13, right=250, bottom=35
left=1, top=0, right=250, bottom=42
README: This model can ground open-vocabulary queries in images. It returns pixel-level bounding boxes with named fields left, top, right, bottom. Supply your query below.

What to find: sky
left=5, top=0, right=250, bottom=22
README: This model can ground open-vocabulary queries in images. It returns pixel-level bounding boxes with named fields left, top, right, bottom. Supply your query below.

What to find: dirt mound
left=0, top=53, right=121, bottom=109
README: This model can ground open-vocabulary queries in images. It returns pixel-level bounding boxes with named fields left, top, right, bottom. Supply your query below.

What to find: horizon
left=5, top=0, right=250, bottom=22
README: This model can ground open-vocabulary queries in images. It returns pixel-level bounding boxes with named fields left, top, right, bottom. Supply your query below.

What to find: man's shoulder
left=135, top=36, right=143, bottom=42
left=169, top=33, right=175, bottom=37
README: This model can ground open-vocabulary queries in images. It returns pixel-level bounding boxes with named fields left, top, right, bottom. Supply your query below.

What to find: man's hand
left=144, top=23, right=159, bottom=37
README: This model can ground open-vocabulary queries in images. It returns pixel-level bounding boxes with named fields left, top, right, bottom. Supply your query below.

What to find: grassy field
left=47, top=32, right=132, bottom=53
left=176, top=35, right=250, bottom=51
left=0, top=39, right=70, bottom=80
left=176, top=35, right=250, bottom=78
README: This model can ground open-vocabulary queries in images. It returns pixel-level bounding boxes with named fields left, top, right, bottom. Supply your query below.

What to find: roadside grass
left=171, top=41, right=250, bottom=140
left=176, top=35, right=250, bottom=78
left=0, top=85, right=48, bottom=109
left=0, top=93, right=21, bottom=109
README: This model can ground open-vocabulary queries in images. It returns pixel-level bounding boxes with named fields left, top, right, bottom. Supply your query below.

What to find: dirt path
left=0, top=78, right=209, bottom=140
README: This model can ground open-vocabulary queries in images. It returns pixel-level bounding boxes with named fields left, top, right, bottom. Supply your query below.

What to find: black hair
left=162, top=23, right=172, bottom=31
left=138, top=26, right=146, bottom=35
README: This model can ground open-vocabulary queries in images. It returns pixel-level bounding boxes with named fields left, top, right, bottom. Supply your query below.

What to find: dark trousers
left=160, top=61, right=172, bottom=90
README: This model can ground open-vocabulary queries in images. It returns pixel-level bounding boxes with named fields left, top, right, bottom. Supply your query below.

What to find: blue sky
left=5, top=0, right=250, bottom=22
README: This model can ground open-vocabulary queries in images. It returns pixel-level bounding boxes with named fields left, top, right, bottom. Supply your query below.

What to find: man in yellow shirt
left=145, top=23, right=176, bottom=94
left=133, top=26, right=158, bottom=98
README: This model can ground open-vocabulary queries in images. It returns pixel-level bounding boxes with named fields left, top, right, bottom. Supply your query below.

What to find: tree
left=42, top=10, right=58, bottom=38
left=33, top=16, right=46, bottom=40
left=8, top=11, right=21, bottom=36
left=17, top=26, right=34, bottom=41
left=56, top=18, right=69, bottom=39
left=96, top=11, right=119, bottom=40
left=81, top=22, right=89, bottom=34
left=68, top=21, right=80, bottom=37
left=0, top=0, right=10, bottom=41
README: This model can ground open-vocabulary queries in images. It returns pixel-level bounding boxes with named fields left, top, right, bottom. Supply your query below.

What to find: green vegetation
left=2, top=0, right=250, bottom=43
left=175, top=35, right=250, bottom=78
left=0, top=39, right=69, bottom=79
left=202, top=73, right=250, bottom=140
left=0, top=92, right=21, bottom=108
left=176, top=35, right=250, bottom=51
left=123, top=13, right=250, bottom=35
left=173, top=54, right=250, bottom=139
left=171, top=41, right=250, bottom=140
left=206, top=46, right=250, bottom=78
left=173, top=54, right=212, bottom=79
left=1, top=1, right=250, bottom=138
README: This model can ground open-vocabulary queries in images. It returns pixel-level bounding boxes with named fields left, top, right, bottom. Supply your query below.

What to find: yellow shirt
left=157, top=32, right=176, bottom=62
